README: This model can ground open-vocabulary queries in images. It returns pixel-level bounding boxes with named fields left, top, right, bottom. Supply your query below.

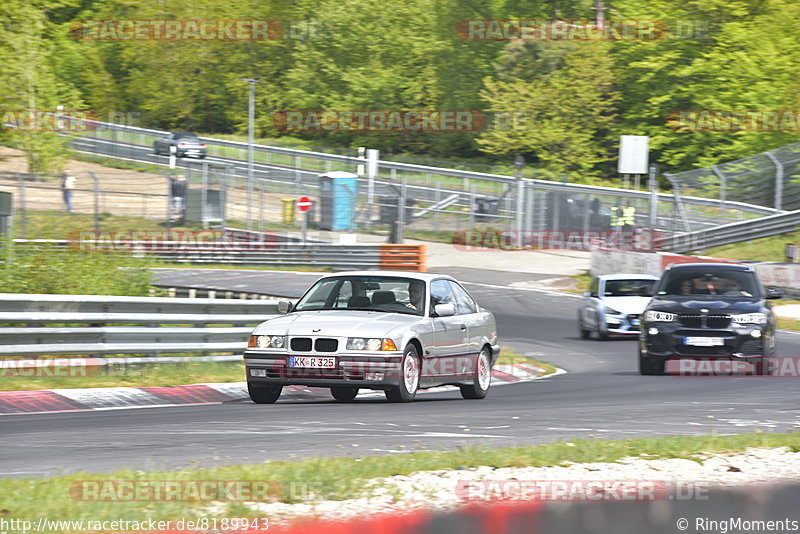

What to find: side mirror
left=433, top=303, right=455, bottom=317
left=766, top=287, right=783, bottom=300
left=584, top=292, right=598, bottom=298
left=277, top=300, right=293, bottom=313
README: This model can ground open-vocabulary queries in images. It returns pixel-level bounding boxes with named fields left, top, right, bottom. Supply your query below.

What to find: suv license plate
left=684, top=337, right=724, bottom=347
left=289, top=356, right=336, bottom=368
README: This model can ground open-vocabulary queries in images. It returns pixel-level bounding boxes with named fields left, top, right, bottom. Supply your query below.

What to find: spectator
left=61, top=169, right=76, bottom=212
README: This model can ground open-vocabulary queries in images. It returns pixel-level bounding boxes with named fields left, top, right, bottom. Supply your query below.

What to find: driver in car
left=405, top=281, right=425, bottom=311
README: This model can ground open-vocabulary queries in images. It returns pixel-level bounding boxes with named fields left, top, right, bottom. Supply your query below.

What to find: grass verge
left=0, top=348, right=550, bottom=391
left=0, top=432, right=797, bottom=525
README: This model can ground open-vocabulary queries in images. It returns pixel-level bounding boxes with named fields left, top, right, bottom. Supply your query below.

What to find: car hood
left=647, top=296, right=764, bottom=314
left=252, top=310, right=423, bottom=338
left=601, top=296, right=651, bottom=315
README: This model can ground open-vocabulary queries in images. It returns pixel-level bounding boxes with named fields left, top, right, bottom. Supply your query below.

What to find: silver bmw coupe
left=244, top=271, right=499, bottom=403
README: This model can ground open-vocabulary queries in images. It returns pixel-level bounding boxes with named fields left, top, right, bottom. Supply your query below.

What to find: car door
left=427, top=279, right=469, bottom=381
left=449, top=281, right=486, bottom=375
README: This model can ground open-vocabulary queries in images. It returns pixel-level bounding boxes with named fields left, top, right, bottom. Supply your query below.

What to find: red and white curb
left=0, top=363, right=558, bottom=416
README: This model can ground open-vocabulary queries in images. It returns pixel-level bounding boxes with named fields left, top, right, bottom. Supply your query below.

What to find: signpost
left=298, top=196, right=312, bottom=245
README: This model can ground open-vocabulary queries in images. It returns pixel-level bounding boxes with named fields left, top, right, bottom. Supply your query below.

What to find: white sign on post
left=366, top=149, right=379, bottom=179
left=617, top=135, right=649, bottom=174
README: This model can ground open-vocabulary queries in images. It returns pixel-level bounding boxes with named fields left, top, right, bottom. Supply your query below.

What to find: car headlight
left=730, top=313, right=767, bottom=325
left=604, top=306, right=622, bottom=315
left=644, top=310, right=677, bottom=322
left=248, top=335, right=286, bottom=349
left=346, top=338, right=398, bottom=351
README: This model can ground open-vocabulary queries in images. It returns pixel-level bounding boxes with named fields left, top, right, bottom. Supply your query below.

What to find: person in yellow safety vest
left=610, top=206, right=624, bottom=227
left=622, top=205, right=636, bottom=226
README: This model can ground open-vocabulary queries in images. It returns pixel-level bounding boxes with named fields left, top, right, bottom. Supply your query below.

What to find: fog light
left=365, top=372, right=385, bottom=381
left=250, top=369, right=266, bottom=377
left=648, top=327, right=659, bottom=335
left=750, top=329, right=762, bottom=338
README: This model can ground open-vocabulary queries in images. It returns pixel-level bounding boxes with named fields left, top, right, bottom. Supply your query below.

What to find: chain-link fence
left=665, top=141, right=800, bottom=233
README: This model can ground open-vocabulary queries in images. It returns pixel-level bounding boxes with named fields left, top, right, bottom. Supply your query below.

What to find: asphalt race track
left=2, top=268, right=799, bottom=477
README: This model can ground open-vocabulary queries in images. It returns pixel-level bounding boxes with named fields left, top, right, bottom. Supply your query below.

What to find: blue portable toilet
left=318, top=171, right=358, bottom=231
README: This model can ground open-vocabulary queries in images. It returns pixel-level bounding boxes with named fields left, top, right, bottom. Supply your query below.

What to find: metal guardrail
left=658, top=208, right=800, bottom=252
left=13, top=239, right=427, bottom=271
left=0, top=293, right=276, bottom=357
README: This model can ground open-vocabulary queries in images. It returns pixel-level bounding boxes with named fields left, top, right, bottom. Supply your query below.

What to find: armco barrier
left=591, top=249, right=743, bottom=277
left=0, top=293, right=276, bottom=357
left=14, top=239, right=426, bottom=271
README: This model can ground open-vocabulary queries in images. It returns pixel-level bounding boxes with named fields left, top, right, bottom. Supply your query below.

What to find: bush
left=0, top=243, right=153, bottom=295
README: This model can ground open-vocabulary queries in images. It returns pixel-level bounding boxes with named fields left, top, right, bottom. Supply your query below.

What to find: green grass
left=15, top=210, right=204, bottom=240
left=0, top=432, right=796, bottom=528
left=72, top=152, right=168, bottom=173
left=706, top=230, right=800, bottom=261
left=0, top=361, right=245, bottom=392
left=494, top=346, right=557, bottom=375
left=566, top=271, right=592, bottom=295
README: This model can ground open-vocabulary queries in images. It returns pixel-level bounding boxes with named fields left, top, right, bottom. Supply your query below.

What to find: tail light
left=200, top=143, right=206, bottom=147
left=179, top=142, right=189, bottom=146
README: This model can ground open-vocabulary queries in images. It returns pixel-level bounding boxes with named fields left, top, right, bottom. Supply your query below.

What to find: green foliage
left=0, top=243, right=153, bottom=295
left=4, top=0, right=800, bottom=179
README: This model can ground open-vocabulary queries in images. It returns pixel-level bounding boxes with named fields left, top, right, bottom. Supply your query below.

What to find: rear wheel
left=638, top=348, right=665, bottom=375
left=248, top=383, right=282, bottom=404
left=331, top=386, right=359, bottom=402
left=385, top=345, right=420, bottom=403
left=460, top=347, right=492, bottom=399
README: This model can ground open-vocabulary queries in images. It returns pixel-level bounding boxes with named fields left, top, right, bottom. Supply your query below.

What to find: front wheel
left=638, top=348, right=665, bottom=375
left=385, top=345, right=420, bottom=403
left=248, top=383, right=282, bottom=404
left=331, top=386, right=359, bottom=402
left=460, top=347, right=492, bottom=399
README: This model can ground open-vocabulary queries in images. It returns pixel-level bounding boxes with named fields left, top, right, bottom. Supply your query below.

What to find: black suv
left=639, top=263, right=782, bottom=375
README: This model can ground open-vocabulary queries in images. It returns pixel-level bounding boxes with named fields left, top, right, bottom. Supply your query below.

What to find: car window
left=450, top=282, right=478, bottom=314
left=430, top=279, right=456, bottom=314
left=293, top=276, right=424, bottom=315
left=604, top=279, right=655, bottom=297
left=656, top=269, right=758, bottom=297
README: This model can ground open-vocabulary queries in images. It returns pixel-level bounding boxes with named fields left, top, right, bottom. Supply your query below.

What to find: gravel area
left=228, top=447, right=800, bottom=525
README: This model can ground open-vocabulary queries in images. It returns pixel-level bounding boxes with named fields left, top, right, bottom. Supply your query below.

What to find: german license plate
left=684, top=337, right=724, bottom=346
left=289, top=356, right=336, bottom=368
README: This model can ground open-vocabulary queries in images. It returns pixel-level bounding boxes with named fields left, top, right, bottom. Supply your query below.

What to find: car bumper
left=640, top=322, right=771, bottom=358
left=244, top=350, right=404, bottom=388
left=604, top=313, right=641, bottom=335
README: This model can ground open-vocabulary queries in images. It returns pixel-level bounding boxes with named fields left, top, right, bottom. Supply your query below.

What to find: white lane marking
left=461, top=281, right=581, bottom=298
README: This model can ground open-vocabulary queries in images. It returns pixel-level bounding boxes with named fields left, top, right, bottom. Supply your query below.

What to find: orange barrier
left=379, top=244, right=426, bottom=272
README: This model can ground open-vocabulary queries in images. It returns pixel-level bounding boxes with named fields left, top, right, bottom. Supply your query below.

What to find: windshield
left=603, top=279, right=656, bottom=297
left=656, top=269, right=759, bottom=297
left=293, top=276, right=426, bottom=316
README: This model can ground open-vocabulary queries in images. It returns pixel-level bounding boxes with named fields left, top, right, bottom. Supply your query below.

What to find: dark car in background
left=153, top=131, right=207, bottom=158
left=639, top=263, right=782, bottom=375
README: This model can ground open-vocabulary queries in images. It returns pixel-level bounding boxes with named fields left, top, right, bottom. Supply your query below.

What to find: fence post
left=515, top=179, right=525, bottom=248
left=434, top=182, right=441, bottom=233
left=397, top=175, right=406, bottom=243
left=711, top=165, right=727, bottom=222
left=15, top=172, right=25, bottom=239
left=766, top=151, right=783, bottom=212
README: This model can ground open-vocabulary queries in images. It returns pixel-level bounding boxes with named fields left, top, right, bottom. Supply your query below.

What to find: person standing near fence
left=169, top=174, right=187, bottom=220
left=61, top=169, right=76, bottom=212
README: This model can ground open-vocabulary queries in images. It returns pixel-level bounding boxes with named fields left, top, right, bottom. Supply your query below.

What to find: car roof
left=315, top=271, right=455, bottom=283
left=172, top=130, right=197, bottom=136
left=598, top=273, right=659, bottom=281
left=665, top=262, right=751, bottom=272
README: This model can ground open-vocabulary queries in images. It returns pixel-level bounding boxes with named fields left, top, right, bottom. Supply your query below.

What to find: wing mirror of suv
left=584, top=291, right=598, bottom=298
left=766, top=286, right=783, bottom=299
left=277, top=300, right=293, bottom=313
left=433, top=303, right=455, bottom=317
